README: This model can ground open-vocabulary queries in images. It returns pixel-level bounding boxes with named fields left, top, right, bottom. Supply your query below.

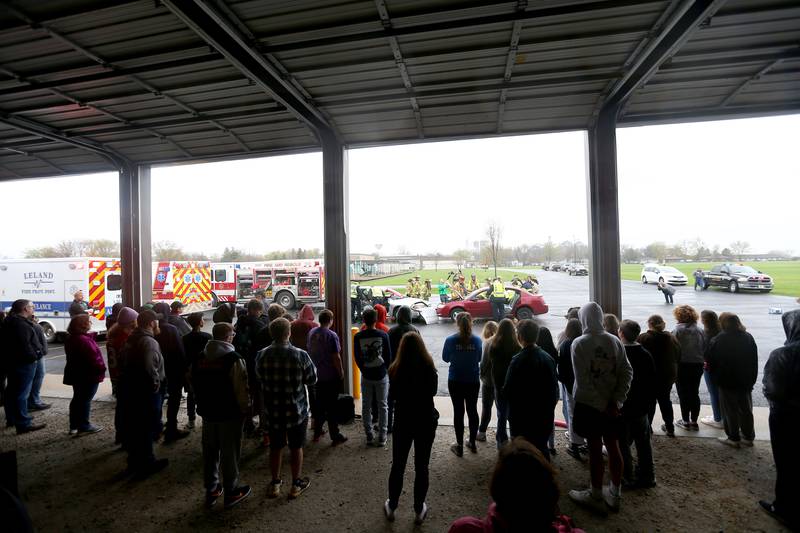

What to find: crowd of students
left=1, top=295, right=798, bottom=530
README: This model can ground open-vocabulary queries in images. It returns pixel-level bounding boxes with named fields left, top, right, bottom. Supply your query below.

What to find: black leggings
left=448, top=380, right=479, bottom=446
left=388, top=421, right=435, bottom=513
left=676, top=363, right=703, bottom=423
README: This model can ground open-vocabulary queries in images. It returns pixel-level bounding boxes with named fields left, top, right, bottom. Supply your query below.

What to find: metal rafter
left=496, top=1, right=527, bottom=134
left=162, top=0, right=335, bottom=141
left=2, top=2, right=251, bottom=152
left=718, top=47, right=799, bottom=107
left=0, top=146, right=67, bottom=174
left=374, top=0, right=424, bottom=139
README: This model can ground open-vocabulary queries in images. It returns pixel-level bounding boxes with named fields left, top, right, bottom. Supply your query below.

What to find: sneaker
left=466, top=441, right=478, bottom=454
left=549, top=447, right=557, bottom=456
left=759, top=500, right=795, bottom=528
left=376, top=438, right=387, bottom=448
left=603, top=485, right=621, bottom=512
left=17, top=423, right=46, bottom=435
left=450, top=444, right=463, bottom=457
left=365, top=433, right=375, bottom=446
left=660, top=424, right=676, bottom=437
left=331, top=434, right=348, bottom=447
left=288, top=477, right=310, bottom=499
left=689, top=422, right=700, bottom=431
left=569, top=489, right=607, bottom=515
left=675, top=419, right=691, bottom=431
left=205, top=484, right=223, bottom=508
left=414, top=502, right=429, bottom=525
left=740, top=439, right=754, bottom=447
left=267, top=479, right=282, bottom=499
left=700, top=415, right=723, bottom=429
left=566, top=444, right=584, bottom=461
left=312, top=430, right=327, bottom=443
left=383, top=499, right=396, bottom=522
left=77, top=425, right=103, bottom=435
left=718, top=437, right=740, bottom=448
left=68, top=429, right=78, bottom=436
left=224, top=485, right=251, bottom=509
left=186, top=419, right=196, bottom=429
left=163, top=428, right=191, bottom=443
left=28, top=403, right=51, bottom=411
left=475, top=431, right=487, bottom=442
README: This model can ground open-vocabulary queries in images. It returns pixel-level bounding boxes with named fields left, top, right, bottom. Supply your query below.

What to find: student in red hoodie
left=290, top=305, right=319, bottom=351
left=361, top=304, right=390, bottom=333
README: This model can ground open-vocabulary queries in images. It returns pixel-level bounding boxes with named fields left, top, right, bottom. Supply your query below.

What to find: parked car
left=640, top=264, right=688, bottom=285
left=550, top=263, right=563, bottom=272
left=567, top=264, right=588, bottom=276
left=436, top=285, right=548, bottom=321
left=385, top=296, right=438, bottom=324
left=702, top=264, right=774, bottom=293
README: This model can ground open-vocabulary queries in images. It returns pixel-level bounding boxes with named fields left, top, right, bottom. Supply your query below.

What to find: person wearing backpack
left=234, top=299, right=268, bottom=439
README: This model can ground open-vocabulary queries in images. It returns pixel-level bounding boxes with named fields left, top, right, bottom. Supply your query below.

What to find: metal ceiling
left=0, top=0, right=798, bottom=180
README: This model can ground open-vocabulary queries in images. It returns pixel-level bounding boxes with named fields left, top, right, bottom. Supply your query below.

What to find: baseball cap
left=137, top=309, right=160, bottom=327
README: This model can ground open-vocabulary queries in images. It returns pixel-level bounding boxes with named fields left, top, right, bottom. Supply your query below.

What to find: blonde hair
left=483, top=320, right=499, bottom=340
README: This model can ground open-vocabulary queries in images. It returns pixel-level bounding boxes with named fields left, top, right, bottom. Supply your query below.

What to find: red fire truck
left=212, top=259, right=324, bottom=310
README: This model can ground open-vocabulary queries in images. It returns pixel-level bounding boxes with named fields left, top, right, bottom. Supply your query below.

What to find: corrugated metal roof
left=0, top=0, right=798, bottom=180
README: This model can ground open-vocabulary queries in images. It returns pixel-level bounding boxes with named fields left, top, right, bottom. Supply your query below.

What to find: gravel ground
left=2, top=398, right=789, bottom=532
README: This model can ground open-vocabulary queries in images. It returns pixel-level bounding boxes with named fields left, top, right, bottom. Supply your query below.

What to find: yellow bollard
left=351, top=327, right=361, bottom=399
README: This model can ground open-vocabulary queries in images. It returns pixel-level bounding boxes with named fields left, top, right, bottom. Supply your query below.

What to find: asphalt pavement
left=42, top=269, right=798, bottom=406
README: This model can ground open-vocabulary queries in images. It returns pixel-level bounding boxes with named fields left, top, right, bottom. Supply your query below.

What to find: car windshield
left=730, top=266, right=758, bottom=274
left=661, top=267, right=680, bottom=273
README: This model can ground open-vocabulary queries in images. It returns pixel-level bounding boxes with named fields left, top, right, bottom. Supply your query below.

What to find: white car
left=386, top=297, right=439, bottom=324
left=640, top=264, right=688, bottom=285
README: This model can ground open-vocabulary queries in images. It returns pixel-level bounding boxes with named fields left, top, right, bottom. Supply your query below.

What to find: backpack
left=335, top=394, right=355, bottom=424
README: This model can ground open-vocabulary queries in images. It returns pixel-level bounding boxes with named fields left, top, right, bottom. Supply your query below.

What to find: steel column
left=119, top=164, right=152, bottom=309
left=321, top=134, right=352, bottom=394
left=585, top=107, right=621, bottom=318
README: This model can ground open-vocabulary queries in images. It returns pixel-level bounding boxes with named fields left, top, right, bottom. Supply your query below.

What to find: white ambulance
left=0, top=257, right=122, bottom=342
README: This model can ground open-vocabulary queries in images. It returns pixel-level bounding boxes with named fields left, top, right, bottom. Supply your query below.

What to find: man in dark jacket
left=182, top=312, right=211, bottom=429
left=386, top=306, right=419, bottom=431
left=1, top=300, right=47, bottom=434
left=234, top=299, right=268, bottom=438
left=192, top=322, right=251, bottom=509
left=118, top=310, right=168, bottom=479
left=706, top=313, right=758, bottom=448
left=503, top=320, right=559, bottom=460
left=618, top=320, right=657, bottom=488
left=153, top=302, right=189, bottom=442
left=759, top=309, right=800, bottom=529
left=167, top=301, right=191, bottom=336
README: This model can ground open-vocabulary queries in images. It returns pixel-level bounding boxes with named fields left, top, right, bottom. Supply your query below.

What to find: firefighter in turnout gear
left=490, top=277, right=506, bottom=322
left=422, top=279, right=432, bottom=300
left=468, top=273, right=479, bottom=292
left=406, top=279, right=415, bottom=297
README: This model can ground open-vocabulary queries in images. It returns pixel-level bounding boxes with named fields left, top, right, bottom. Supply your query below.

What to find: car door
left=644, top=267, right=655, bottom=283
left=464, top=289, right=492, bottom=318
left=708, top=266, right=723, bottom=287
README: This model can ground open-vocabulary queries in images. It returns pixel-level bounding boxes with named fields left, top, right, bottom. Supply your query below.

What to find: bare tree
left=730, top=240, right=750, bottom=260
left=486, top=223, right=502, bottom=277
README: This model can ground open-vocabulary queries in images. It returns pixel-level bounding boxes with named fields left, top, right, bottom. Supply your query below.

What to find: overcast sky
left=0, top=114, right=797, bottom=258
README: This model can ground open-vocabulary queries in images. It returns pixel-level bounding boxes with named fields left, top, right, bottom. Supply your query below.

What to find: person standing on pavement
left=699, top=310, right=723, bottom=429
left=617, top=320, right=657, bottom=488
left=443, top=312, right=482, bottom=457
left=107, top=307, right=138, bottom=444
left=256, top=317, right=317, bottom=500
left=118, top=310, right=169, bottom=479
left=488, top=318, right=521, bottom=449
left=68, top=290, right=89, bottom=318
left=558, top=318, right=586, bottom=460
left=183, top=312, right=212, bottom=430
left=353, top=308, right=391, bottom=447
left=63, top=314, right=106, bottom=435
left=383, top=331, right=438, bottom=525
left=568, top=302, right=632, bottom=514
left=438, top=279, right=451, bottom=304
left=637, top=315, right=681, bottom=437
left=477, top=320, right=498, bottom=443
left=153, top=302, right=190, bottom=442
left=234, top=299, right=268, bottom=440
left=387, top=306, right=419, bottom=432
left=192, top=322, right=252, bottom=509
left=1, top=300, right=48, bottom=434
left=706, top=313, right=758, bottom=448
left=306, top=310, right=347, bottom=446
left=26, top=312, right=49, bottom=414
left=759, top=309, right=800, bottom=529
left=167, top=301, right=191, bottom=336
left=489, top=277, right=506, bottom=322
left=693, top=269, right=705, bottom=291
left=503, top=320, right=559, bottom=460
left=672, top=305, right=705, bottom=431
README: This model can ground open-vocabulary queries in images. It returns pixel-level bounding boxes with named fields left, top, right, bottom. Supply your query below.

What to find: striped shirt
left=255, top=341, right=317, bottom=428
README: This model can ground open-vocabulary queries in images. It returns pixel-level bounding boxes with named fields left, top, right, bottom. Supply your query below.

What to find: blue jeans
left=28, top=357, right=46, bottom=408
left=70, top=383, right=99, bottom=431
left=495, top=394, right=509, bottom=448
left=704, top=369, right=721, bottom=422
left=361, top=376, right=388, bottom=440
left=4, top=362, right=36, bottom=430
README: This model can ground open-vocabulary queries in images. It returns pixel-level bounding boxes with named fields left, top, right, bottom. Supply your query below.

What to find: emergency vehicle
left=250, top=259, right=325, bottom=310
left=151, top=260, right=214, bottom=312
left=0, top=258, right=122, bottom=342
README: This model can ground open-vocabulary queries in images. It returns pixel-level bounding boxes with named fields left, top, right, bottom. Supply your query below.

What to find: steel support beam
left=321, top=134, right=352, bottom=394
left=119, top=164, right=152, bottom=310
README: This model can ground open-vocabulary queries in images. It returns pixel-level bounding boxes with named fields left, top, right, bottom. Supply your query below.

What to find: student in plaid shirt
left=255, top=317, right=317, bottom=500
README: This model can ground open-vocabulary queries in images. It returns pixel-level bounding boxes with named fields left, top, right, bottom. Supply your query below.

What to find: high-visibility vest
left=492, top=281, right=505, bottom=298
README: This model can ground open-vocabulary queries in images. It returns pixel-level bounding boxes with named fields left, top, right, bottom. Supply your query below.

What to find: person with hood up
left=568, top=302, right=632, bottom=514
left=290, top=305, right=318, bottom=351
left=153, top=302, right=189, bottom=442
left=759, top=309, right=800, bottom=529
left=191, top=322, right=251, bottom=509
left=706, top=313, right=758, bottom=448
left=63, top=314, right=107, bottom=435
left=387, top=306, right=419, bottom=432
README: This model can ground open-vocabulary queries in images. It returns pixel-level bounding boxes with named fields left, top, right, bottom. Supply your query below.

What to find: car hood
left=730, top=271, right=770, bottom=279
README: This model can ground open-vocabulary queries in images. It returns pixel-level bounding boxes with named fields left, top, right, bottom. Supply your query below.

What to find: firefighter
left=422, top=279, right=432, bottom=300
left=451, top=281, right=464, bottom=301
left=511, top=277, right=523, bottom=288
left=405, top=278, right=415, bottom=297
left=468, top=273, right=479, bottom=292
left=489, top=277, right=506, bottom=322
left=413, top=276, right=422, bottom=298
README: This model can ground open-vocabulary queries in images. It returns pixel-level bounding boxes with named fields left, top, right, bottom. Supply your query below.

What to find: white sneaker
left=414, top=502, right=428, bottom=525
left=718, top=437, right=740, bottom=448
left=603, top=485, right=621, bottom=512
left=383, top=499, right=395, bottom=522
left=700, top=416, right=723, bottom=429
left=740, top=439, right=754, bottom=447
left=476, top=431, right=487, bottom=442
left=569, top=489, right=606, bottom=514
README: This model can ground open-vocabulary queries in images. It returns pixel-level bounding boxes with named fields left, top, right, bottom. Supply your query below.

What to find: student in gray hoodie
left=672, top=305, right=705, bottom=431
left=191, top=322, right=251, bottom=509
left=568, top=302, right=633, bottom=514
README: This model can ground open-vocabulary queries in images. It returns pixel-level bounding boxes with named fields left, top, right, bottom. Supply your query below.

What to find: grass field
left=621, top=261, right=800, bottom=297
left=359, top=268, right=526, bottom=290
